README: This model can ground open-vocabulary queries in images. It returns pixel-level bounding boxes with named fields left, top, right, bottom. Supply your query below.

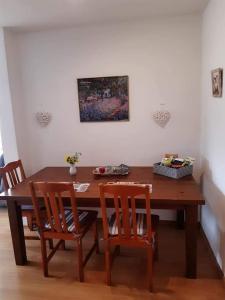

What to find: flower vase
left=69, top=164, right=77, bottom=176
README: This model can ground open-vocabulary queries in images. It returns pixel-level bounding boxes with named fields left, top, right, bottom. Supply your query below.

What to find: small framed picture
left=211, top=68, right=223, bottom=97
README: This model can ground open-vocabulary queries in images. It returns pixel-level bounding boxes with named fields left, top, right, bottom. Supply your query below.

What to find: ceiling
left=0, top=0, right=209, bottom=32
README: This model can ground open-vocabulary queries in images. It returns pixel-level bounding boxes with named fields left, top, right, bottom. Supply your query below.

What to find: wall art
left=211, top=68, right=223, bottom=97
left=77, top=76, right=129, bottom=122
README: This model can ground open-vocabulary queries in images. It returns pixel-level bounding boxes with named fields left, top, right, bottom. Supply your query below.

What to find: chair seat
left=22, top=205, right=45, bottom=211
left=45, top=209, right=98, bottom=233
left=21, top=205, right=34, bottom=211
left=109, top=212, right=159, bottom=236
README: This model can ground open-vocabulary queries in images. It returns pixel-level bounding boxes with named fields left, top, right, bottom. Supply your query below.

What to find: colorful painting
left=77, top=76, right=129, bottom=122
left=211, top=68, right=223, bottom=97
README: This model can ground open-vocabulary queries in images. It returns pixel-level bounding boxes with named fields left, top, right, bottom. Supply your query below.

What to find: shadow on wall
left=220, top=230, right=225, bottom=275
left=200, top=158, right=225, bottom=274
left=0, top=154, right=6, bottom=207
left=0, top=153, right=4, bottom=191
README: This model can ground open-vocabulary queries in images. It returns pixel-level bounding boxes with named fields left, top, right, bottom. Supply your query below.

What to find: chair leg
left=115, top=245, right=120, bottom=256
left=60, top=240, right=66, bottom=250
left=105, top=243, right=111, bottom=286
left=26, top=214, right=34, bottom=231
left=147, top=246, right=153, bottom=292
left=48, top=239, right=53, bottom=250
left=76, top=239, right=84, bottom=282
left=154, top=233, right=159, bottom=261
left=40, top=238, right=48, bottom=277
left=93, top=221, right=99, bottom=254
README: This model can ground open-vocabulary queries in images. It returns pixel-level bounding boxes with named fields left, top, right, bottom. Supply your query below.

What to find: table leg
left=176, top=209, right=185, bottom=229
left=185, top=205, right=198, bottom=278
left=7, top=201, right=27, bottom=265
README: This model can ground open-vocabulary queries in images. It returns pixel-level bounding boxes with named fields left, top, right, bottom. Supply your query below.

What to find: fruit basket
left=93, top=164, right=129, bottom=176
left=153, top=155, right=194, bottom=179
left=153, top=163, right=193, bottom=179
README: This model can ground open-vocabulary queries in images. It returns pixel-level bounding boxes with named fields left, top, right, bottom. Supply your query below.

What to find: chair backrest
left=99, top=183, right=152, bottom=241
left=0, top=159, right=26, bottom=190
left=29, top=181, right=80, bottom=234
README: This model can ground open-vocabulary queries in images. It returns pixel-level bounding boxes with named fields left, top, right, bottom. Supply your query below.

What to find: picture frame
left=211, top=68, right=223, bottom=97
left=77, top=75, right=129, bottom=122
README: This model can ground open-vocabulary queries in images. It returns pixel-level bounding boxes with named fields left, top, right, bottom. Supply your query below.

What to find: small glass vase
left=69, top=164, right=77, bottom=175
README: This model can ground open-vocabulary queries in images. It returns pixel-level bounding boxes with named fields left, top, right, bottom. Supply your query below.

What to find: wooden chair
left=29, top=181, right=99, bottom=281
left=0, top=160, right=40, bottom=238
left=99, top=183, right=159, bottom=291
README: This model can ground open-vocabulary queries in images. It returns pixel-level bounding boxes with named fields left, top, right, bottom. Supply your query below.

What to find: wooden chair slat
left=69, top=188, right=80, bottom=234
left=99, top=184, right=109, bottom=239
left=14, top=169, right=20, bottom=183
left=145, top=190, right=152, bottom=240
left=1, top=173, right=9, bottom=190
left=29, top=182, right=44, bottom=230
left=114, top=194, right=122, bottom=237
left=131, top=196, right=137, bottom=238
left=18, top=160, right=26, bottom=180
left=48, top=192, right=62, bottom=232
left=57, top=193, right=68, bottom=232
left=43, top=194, right=54, bottom=231
left=8, top=171, right=15, bottom=187
left=120, top=193, right=131, bottom=238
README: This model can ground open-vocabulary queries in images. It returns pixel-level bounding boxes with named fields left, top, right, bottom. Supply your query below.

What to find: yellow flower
left=64, top=152, right=82, bottom=165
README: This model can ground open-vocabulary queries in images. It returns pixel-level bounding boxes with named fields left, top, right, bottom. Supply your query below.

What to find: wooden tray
left=92, top=170, right=129, bottom=176
left=92, top=164, right=129, bottom=176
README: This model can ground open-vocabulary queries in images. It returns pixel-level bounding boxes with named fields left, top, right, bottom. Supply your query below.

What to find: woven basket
left=153, top=163, right=193, bottom=179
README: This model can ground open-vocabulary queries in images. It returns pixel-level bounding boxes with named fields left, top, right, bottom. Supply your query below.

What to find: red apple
left=99, top=167, right=105, bottom=174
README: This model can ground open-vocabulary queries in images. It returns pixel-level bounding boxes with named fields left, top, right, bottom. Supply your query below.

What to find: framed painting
left=211, top=68, right=223, bottom=97
left=77, top=75, right=129, bottom=122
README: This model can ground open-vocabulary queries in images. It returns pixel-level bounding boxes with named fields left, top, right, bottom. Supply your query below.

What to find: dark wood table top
left=0, top=167, right=204, bottom=207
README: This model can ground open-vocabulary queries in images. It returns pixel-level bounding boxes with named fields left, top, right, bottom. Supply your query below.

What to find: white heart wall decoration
left=36, top=112, right=51, bottom=127
left=152, top=110, right=171, bottom=128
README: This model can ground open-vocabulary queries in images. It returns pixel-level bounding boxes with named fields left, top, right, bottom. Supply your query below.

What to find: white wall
left=5, top=15, right=201, bottom=175
left=201, top=0, right=225, bottom=275
left=0, top=28, right=18, bottom=162
left=4, top=15, right=201, bottom=220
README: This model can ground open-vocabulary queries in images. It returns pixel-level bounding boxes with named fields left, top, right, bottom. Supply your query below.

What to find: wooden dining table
left=0, top=166, right=204, bottom=278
